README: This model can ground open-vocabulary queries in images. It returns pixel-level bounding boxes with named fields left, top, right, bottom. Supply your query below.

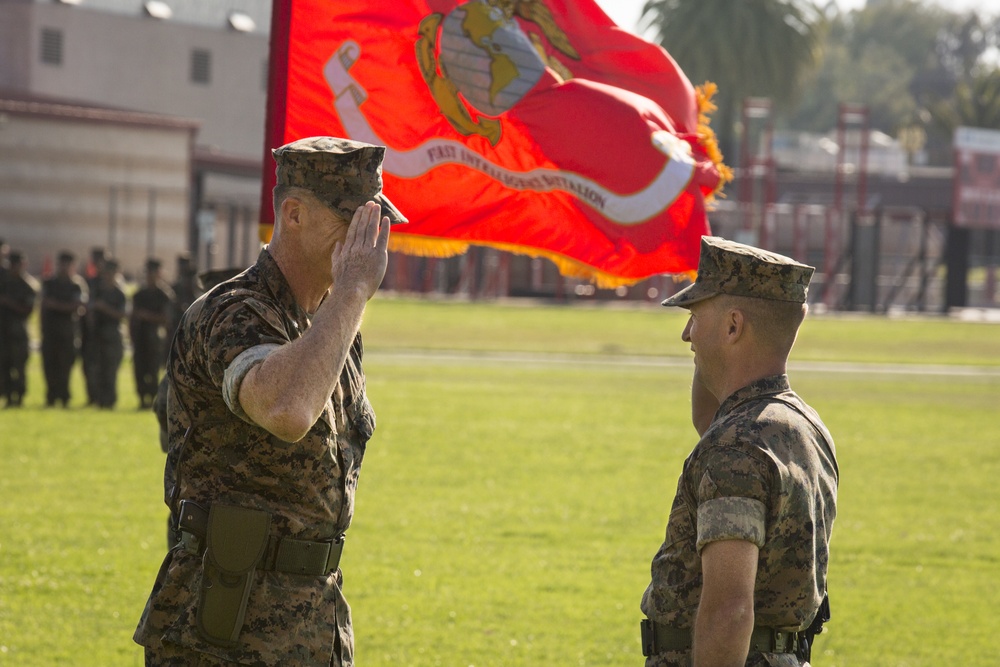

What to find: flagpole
left=258, top=0, right=294, bottom=243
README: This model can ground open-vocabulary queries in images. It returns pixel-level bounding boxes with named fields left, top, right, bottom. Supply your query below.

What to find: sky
left=595, top=0, right=1000, bottom=36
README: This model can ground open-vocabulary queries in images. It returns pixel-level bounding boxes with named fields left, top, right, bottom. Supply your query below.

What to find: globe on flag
left=261, top=0, right=730, bottom=286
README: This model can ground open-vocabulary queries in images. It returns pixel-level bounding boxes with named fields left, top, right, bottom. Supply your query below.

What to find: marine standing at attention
left=40, top=251, right=87, bottom=408
left=89, top=258, right=127, bottom=409
left=131, top=258, right=175, bottom=409
left=641, top=237, right=838, bottom=667
left=0, top=251, right=39, bottom=407
left=134, top=136, right=406, bottom=666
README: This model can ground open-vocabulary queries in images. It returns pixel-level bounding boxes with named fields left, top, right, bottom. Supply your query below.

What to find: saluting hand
left=329, top=201, right=390, bottom=301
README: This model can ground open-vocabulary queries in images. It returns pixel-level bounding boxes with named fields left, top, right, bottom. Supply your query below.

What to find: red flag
left=261, top=0, right=729, bottom=286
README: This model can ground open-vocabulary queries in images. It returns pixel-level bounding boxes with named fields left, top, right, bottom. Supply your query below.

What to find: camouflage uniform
left=0, top=255, right=8, bottom=401
left=640, top=375, right=838, bottom=667
left=90, top=271, right=127, bottom=408
left=82, top=249, right=107, bottom=405
left=642, top=237, right=839, bottom=666
left=0, top=256, right=39, bottom=406
left=131, top=278, right=175, bottom=408
left=167, top=258, right=200, bottom=361
left=40, top=264, right=87, bottom=407
left=134, top=248, right=376, bottom=665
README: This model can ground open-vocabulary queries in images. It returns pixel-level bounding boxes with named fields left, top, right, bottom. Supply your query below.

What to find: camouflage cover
left=134, top=248, right=376, bottom=665
left=640, top=375, right=838, bottom=667
left=273, top=136, right=407, bottom=225
left=662, top=237, right=815, bottom=307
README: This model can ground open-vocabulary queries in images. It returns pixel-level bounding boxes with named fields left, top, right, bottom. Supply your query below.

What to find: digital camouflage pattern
left=641, top=375, right=838, bottom=667
left=662, top=237, right=815, bottom=308
left=273, top=136, right=407, bottom=224
left=134, top=248, right=376, bottom=666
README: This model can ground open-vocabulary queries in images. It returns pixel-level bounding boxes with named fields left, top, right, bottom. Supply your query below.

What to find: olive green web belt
left=640, top=618, right=799, bottom=657
left=173, top=500, right=345, bottom=577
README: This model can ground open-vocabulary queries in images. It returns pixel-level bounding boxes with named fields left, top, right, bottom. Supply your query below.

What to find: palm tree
left=640, top=0, right=823, bottom=162
left=928, top=67, right=1000, bottom=136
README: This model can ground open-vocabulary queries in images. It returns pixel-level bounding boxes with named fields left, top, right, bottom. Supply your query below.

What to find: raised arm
left=238, top=203, right=389, bottom=442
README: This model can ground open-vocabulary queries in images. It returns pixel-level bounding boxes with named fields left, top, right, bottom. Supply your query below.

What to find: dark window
left=40, top=28, right=63, bottom=66
left=191, top=49, right=211, bottom=84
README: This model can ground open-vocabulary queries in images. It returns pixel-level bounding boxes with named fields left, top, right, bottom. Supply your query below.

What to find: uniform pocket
left=346, top=393, right=375, bottom=443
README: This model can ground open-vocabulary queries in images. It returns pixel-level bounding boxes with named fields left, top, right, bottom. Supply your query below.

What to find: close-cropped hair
left=718, top=294, right=808, bottom=354
left=272, top=184, right=325, bottom=221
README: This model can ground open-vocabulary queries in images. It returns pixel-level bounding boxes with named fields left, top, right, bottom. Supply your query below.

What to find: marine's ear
left=723, top=306, right=746, bottom=342
left=278, top=195, right=308, bottom=231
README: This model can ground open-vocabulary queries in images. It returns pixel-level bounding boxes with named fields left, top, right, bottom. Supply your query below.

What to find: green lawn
left=1, top=296, right=998, bottom=666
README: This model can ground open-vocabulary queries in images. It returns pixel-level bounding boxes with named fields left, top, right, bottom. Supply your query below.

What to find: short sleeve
left=203, top=295, right=291, bottom=395
left=692, top=447, right=771, bottom=552
left=222, top=344, right=282, bottom=424
left=697, top=495, right=766, bottom=551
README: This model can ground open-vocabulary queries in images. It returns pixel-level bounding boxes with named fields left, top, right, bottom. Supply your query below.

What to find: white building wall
left=0, top=112, right=193, bottom=278
left=11, top=2, right=267, bottom=159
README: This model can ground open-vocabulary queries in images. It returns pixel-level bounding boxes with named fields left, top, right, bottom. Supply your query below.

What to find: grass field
left=1, top=296, right=998, bottom=666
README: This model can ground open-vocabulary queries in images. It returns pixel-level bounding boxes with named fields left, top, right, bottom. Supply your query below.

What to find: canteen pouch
left=196, top=504, right=271, bottom=646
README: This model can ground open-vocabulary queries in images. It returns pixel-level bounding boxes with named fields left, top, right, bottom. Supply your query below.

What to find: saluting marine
left=134, top=136, right=406, bottom=666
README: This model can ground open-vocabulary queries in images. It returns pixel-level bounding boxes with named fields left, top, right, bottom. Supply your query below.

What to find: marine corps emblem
left=416, top=0, right=580, bottom=146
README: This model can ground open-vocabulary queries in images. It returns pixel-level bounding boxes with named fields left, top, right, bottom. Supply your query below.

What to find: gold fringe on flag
left=388, top=233, right=690, bottom=289
left=694, top=82, right=734, bottom=200
left=388, top=234, right=470, bottom=259
left=259, top=223, right=274, bottom=245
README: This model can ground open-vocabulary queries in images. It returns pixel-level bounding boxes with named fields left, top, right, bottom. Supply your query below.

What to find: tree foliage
left=786, top=0, right=999, bottom=163
left=927, top=67, right=1000, bottom=137
left=640, top=0, right=824, bottom=159
left=642, top=0, right=1000, bottom=166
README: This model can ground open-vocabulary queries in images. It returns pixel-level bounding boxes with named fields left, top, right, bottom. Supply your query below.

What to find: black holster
left=195, top=504, right=271, bottom=646
left=797, top=594, right=831, bottom=662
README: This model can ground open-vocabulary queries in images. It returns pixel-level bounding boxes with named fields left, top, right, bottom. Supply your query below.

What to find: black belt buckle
left=640, top=618, right=655, bottom=657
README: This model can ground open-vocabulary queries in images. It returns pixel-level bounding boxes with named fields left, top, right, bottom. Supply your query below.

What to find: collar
left=256, top=248, right=311, bottom=331
left=716, top=374, right=791, bottom=420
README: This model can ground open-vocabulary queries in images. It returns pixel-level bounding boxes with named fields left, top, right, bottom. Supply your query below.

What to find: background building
left=0, top=92, right=196, bottom=273
left=0, top=0, right=270, bottom=278
left=0, top=0, right=994, bottom=312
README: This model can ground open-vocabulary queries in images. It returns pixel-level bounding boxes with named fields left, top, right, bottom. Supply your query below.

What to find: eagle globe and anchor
left=319, top=0, right=699, bottom=226
left=416, top=0, right=579, bottom=146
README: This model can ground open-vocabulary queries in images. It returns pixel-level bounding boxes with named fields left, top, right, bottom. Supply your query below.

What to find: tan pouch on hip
left=196, top=503, right=271, bottom=646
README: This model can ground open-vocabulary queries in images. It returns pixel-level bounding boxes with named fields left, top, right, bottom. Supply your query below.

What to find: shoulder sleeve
left=222, top=344, right=282, bottom=424
left=203, top=295, right=291, bottom=390
left=691, top=442, right=771, bottom=553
